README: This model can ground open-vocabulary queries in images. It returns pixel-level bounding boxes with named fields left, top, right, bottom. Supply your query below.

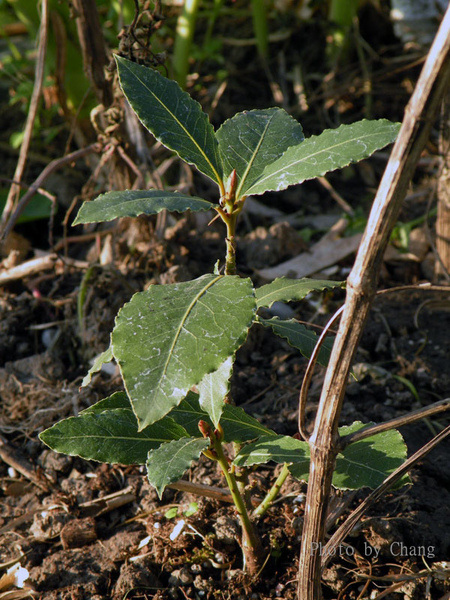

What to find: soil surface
left=1, top=2, right=449, bottom=599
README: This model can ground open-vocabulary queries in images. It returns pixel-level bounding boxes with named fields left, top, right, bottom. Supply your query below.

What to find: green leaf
left=220, top=403, right=276, bottom=441
left=287, top=461, right=311, bottom=483
left=333, top=422, right=409, bottom=490
left=80, top=391, right=131, bottom=414
left=184, top=501, right=199, bottom=517
left=197, top=356, right=233, bottom=427
left=168, top=392, right=207, bottom=437
left=258, top=316, right=334, bottom=366
left=170, top=391, right=275, bottom=442
left=234, top=434, right=309, bottom=467
left=0, top=190, right=54, bottom=223
left=216, top=107, right=304, bottom=199
left=39, top=400, right=188, bottom=466
left=115, top=56, right=223, bottom=186
left=74, top=190, right=215, bottom=225
left=244, top=120, right=400, bottom=196
left=81, top=345, right=113, bottom=387
left=146, top=437, right=209, bottom=498
left=112, top=275, right=255, bottom=430
left=288, top=422, right=409, bottom=489
left=255, top=277, right=344, bottom=309
left=165, top=507, right=179, bottom=519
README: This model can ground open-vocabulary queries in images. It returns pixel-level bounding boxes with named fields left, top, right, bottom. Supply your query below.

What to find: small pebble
left=168, top=567, right=193, bottom=586
left=190, top=563, right=202, bottom=573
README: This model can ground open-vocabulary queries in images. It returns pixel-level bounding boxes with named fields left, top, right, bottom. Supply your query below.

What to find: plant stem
left=339, top=397, right=450, bottom=448
left=213, top=439, right=262, bottom=574
left=77, top=264, right=95, bottom=341
left=327, top=0, right=359, bottom=66
left=222, top=213, right=252, bottom=506
left=253, top=463, right=290, bottom=517
left=202, top=0, right=224, bottom=53
left=225, top=214, right=237, bottom=276
left=218, top=194, right=260, bottom=567
left=1, top=0, right=48, bottom=228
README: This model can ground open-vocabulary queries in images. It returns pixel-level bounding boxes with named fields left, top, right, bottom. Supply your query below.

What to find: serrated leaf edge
left=147, top=437, right=209, bottom=497
left=246, top=119, right=400, bottom=195
left=255, top=277, right=344, bottom=308
left=74, top=190, right=215, bottom=225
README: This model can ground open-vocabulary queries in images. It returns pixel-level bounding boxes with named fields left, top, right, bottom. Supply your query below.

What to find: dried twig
left=1, top=0, right=49, bottom=227
left=317, top=176, right=354, bottom=216
left=339, top=398, right=450, bottom=448
left=72, top=0, right=113, bottom=107
left=79, top=486, right=136, bottom=517
left=168, top=480, right=238, bottom=505
left=435, top=93, right=450, bottom=279
left=0, top=144, right=100, bottom=244
left=297, top=306, right=344, bottom=442
left=0, top=254, right=89, bottom=285
left=297, top=6, right=450, bottom=598
left=0, top=434, right=51, bottom=491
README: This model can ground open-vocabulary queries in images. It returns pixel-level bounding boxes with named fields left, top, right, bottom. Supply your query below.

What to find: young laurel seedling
left=40, top=56, right=408, bottom=575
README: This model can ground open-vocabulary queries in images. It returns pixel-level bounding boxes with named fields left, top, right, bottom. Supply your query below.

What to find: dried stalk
left=72, top=0, right=113, bottom=107
left=297, top=306, right=344, bottom=441
left=0, top=144, right=100, bottom=244
left=168, top=480, right=235, bottom=504
left=1, top=0, right=49, bottom=227
left=297, top=6, right=450, bottom=598
left=0, top=435, right=51, bottom=491
left=0, top=254, right=89, bottom=285
left=340, top=398, right=450, bottom=448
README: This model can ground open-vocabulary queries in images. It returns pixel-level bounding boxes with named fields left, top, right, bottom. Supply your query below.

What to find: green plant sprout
left=40, top=56, right=406, bottom=575
left=327, top=0, right=361, bottom=63
left=172, top=0, right=269, bottom=86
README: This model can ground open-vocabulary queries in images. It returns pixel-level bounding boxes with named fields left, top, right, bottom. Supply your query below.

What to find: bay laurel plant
left=40, top=56, right=407, bottom=575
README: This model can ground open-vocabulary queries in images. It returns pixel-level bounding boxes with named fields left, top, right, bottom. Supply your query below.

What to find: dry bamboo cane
left=297, top=5, right=450, bottom=599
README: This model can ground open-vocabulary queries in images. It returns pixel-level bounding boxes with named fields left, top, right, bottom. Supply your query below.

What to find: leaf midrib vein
left=247, top=129, right=386, bottom=192
left=155, top=275, right=222, bottom=400
left=122, top=60, right=222, bottom=185
left=236, top=113, right=275, bottom=199
left=158, top=438, right=205, bottom=481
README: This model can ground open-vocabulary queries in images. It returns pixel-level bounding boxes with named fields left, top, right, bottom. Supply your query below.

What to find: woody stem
left=225, top=214, right=237, bottom=276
